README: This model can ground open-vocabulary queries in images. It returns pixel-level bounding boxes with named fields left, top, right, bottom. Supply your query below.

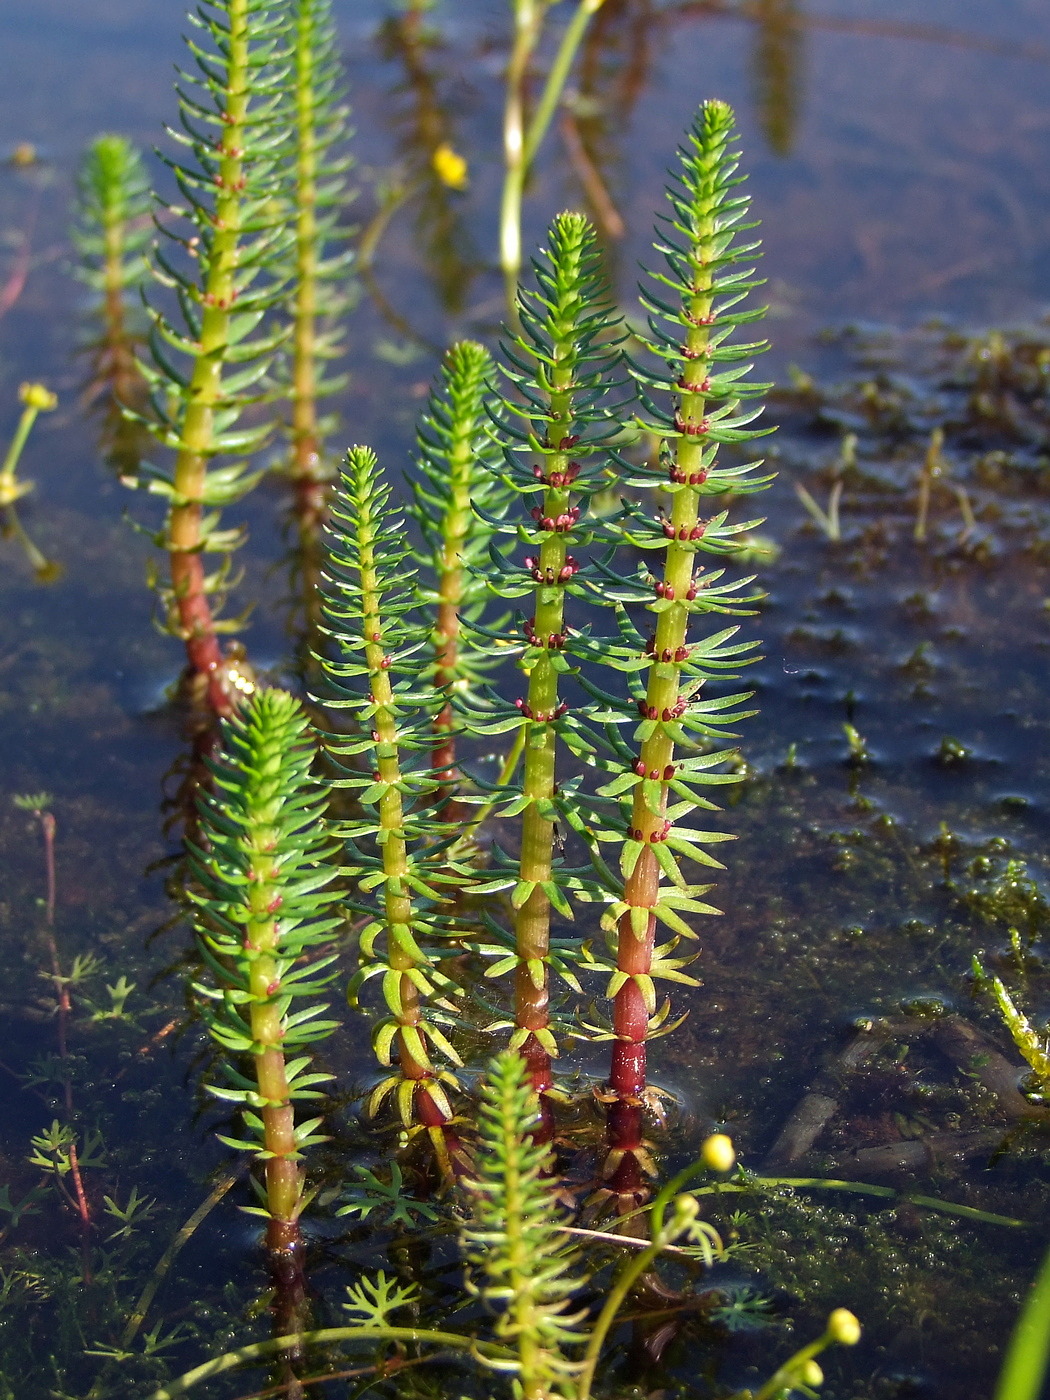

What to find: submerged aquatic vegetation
left=158, top=1058, right=868, bottom=1400
left=972, top=956, right=1050, bottom=1094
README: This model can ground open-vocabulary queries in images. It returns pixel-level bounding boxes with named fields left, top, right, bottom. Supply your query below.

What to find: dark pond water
left=2, top=2, right=1050, bottom=1397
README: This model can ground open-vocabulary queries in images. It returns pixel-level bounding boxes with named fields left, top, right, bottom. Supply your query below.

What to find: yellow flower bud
left=700, top=1132, right=736, bottom=1173
left=19, top=383, right=57, bottom=412
left=10, top=142, right=37, bottom=168
left=800, top=1359, right=824, bottom=1387
left=432, top=142, right=469, bottom=191
left=827, top=1308, right=861, bottom=1346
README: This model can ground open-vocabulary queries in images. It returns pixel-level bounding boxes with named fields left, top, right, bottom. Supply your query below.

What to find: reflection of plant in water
left=72, top=134, right=151, bottom=407
left=374, top=10, right=480, bottom=318
left=750, top=0, right=804, bottom=158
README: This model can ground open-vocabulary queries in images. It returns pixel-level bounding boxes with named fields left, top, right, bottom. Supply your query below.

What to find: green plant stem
left=500, top=0, right=606, bottom=309
left=167, top=0, right=254, bottom=717
left=500, top=0, right=549, bottom=310
left=463, top=728, right=526, bottom=840
left=0, top=402, right=40, bottom=502
left=352, top=470, right=465, bottom=1170
left=149, top=1326, right=512, bottom=1399
left=610, top=1172, right=1029, bottom=1233
left=513, top=327, right=577, bottom=1118
left=606, top=227, right=719, bottom=1200
left=521, top=0, right=606, bottom=170
left=245, top=819, right=304, bottom=1247
left=576, top=1192, right=691, bottom=1400
left=289, top=0, right=327, bottom=532
left=995, top=1239, right=1050, bottom=1400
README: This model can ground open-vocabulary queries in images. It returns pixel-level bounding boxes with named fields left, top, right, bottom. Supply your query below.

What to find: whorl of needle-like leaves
left=187, top=689, right=342, bottom=1215
left=128, top=0, right=292, bottom=644
left=578, top=98, right=775, bottom=919
left=568, top=105, right=773, bottom=1196
left=72, top=134, right=151, bottom=310
left=283, top=0, right=356, bottom=479
left=461, top=213, right=625, bottom=1064
left=408, top=340, right=507, bottom=702
left=462, top=1051, right=586, bottom=1396
left=319, top=447, right=468, bottom=1143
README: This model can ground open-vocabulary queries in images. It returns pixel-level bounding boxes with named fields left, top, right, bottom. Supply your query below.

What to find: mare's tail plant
left=321, top=446, right=470, bottom=1177
left=466, top=211, right=622, bottom=1127
left=284, top=0, right=355, bottom=534
left=581, top=99, right=773, bottom=1203
left=407, top=339, right=507, bottom=802
left=151, top=1060, right=780, bottom=1400
left=188, top=687, right=342, bottom=1256
left=72, top=134, right=151, bottom=405
left=462, top=1049, right=588, bottom=1399
left=130, top=0, right=291, bottom=715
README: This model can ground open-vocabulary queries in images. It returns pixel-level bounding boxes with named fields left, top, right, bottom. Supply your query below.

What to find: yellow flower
left=432, top=143, right=468, bottom=191
left=19, top=383, right=58, bottom=412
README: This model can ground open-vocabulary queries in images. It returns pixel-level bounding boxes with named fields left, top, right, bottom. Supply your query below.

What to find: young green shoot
left=188, top=689, right=342, bottom=1253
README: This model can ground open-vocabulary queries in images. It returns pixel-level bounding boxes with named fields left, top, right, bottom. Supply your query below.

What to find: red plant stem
left=35, top=809, right=93, bottom=1268
left=512, top=402, right=577, bottom=1134
left=164, top=0, right=259, bottom=720
left=606, top=174, right=719, bottom=1204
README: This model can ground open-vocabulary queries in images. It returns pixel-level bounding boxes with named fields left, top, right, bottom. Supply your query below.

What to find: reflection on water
left=751, top=0, right=804, bottom=157
left=0, top=3, right=1049, bottom=1396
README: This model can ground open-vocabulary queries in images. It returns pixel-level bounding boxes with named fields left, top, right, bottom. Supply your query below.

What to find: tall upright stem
left=431, top=409, right=482, bottom=788
left=350, top=454, right=466, bottom=1174
left=607, top=248, right=715, bottom=1203
left=289, top=0, right=326, bottom=533
left=500, top=0, right=546, bottom=312
left=500, top=0, right=606, bottom=312
left=514, top=373, right=575, bottom=1123
left=167, top=0, right=253, bottom=717
left=590, top=104, right=775, bottom=1213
